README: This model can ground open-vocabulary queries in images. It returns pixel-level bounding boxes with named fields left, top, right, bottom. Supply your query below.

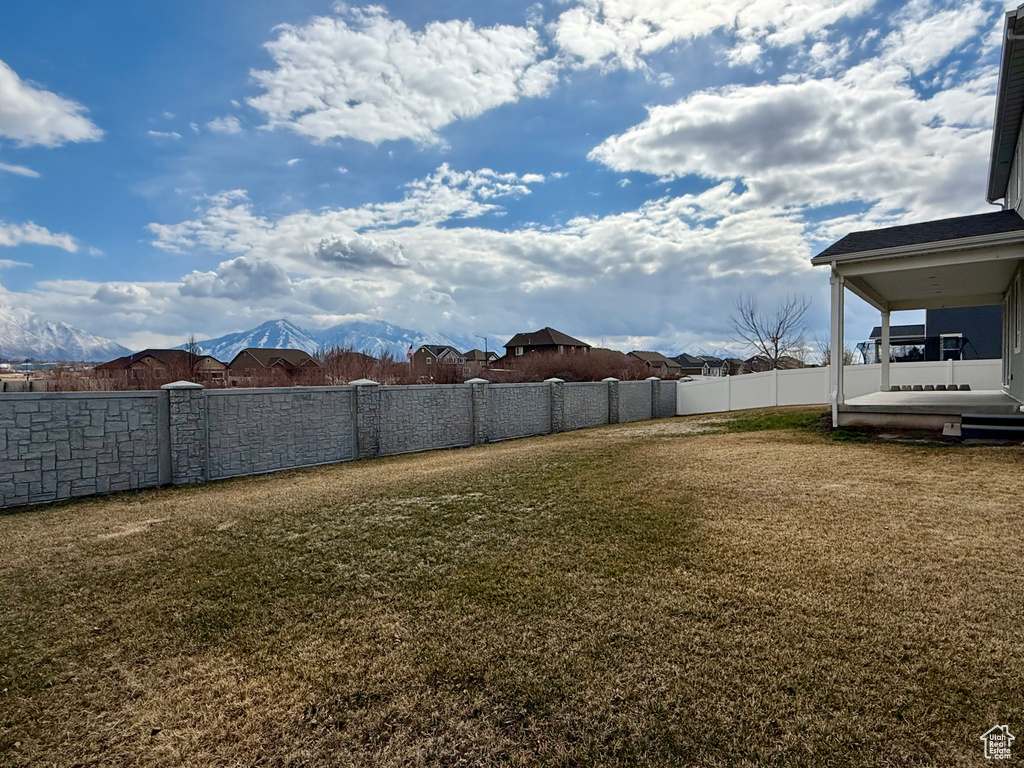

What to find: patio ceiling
left=818, top=238, right=1024, bottom=311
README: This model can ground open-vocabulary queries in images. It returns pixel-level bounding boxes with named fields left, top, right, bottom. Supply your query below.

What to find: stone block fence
left=0, top=376, right=677, bottom=510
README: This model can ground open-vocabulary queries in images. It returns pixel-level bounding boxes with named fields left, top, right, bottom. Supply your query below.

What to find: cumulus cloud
left=0, top=161, right=39, bottom=177
left=247, top=6, right=559, bottom=144
left=180, top=256, right=292, bottom=300
left=0, top=59, right=103, bottom=147
left=588, top=47, right=996, bottom=219
left=207, top=115, right=242, bottom=135
left=553, top=0, right=876, bottom=72
left=310, top=235, right=409, bottom=270
left=0, top=221, right=76, bottom=252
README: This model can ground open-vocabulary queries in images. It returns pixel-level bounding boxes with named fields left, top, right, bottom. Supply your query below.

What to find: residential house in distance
left=862, top=306, right=1002, bottom=363
left=502, top=327, right=591, bottom=360
left=812, top=4, right=1024, bottom=428
left=628, top=351, right=682, bottom=376
left=672, top=353, right=707, bottom=377
left=227, top=348, right=320, bottom=378
left=463, top=348, right=499, bottom=374
left=95, top=349, right=226, bottom=381
left=411, top=345, right=466, bottom=375
left=699, top=357, right=730, bottom=377
left=743, top=355, right=807, bottom=373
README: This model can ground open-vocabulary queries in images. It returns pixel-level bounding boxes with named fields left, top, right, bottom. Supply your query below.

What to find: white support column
left=880, top=310, right=891, bottom=391
left=830, top=270, right=845, bottom=427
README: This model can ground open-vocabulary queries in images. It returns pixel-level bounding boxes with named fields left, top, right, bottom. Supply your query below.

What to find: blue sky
left=0, top=0, right=1013, bottom=354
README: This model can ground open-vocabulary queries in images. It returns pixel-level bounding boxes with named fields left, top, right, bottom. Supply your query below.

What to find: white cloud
left=553, top=0, right=877, bottom=72
left=337, top=166, right=348, bottom=173
left=880, top=0, right=991, bottom=76
left=0, top=161, right=39, bottom=178
left=0, top=59, right=102, bottom=147
left=207, top=115, right=242, bottom=135
left=148, top=130, right=182, bottom=140
left=588, top=51, right=995, bottom=220
left=0, top=221, right=77, bottom=252
left=0, top=258, right=30, bottom=269
left=286, top=158, right=302, bottom=166
left=247, top=6, right=559, bottom=145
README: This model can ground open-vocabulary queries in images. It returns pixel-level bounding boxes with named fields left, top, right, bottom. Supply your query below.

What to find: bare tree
left=185, top=334, right=201, bottom=379
left=815, top=335, right=856, bottom=367
left=730, top=293, right=810, bottom=369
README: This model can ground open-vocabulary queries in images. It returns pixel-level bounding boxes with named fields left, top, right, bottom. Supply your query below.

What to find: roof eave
left=987, top=7, right=1024, bottom=202
left=811, top=228, right=1024, bottom=267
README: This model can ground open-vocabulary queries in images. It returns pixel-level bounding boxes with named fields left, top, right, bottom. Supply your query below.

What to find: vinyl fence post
left=351, top=379, right=381, bottom=459
left=161, top=381, right=206, bottom=485
left=603, top=377, right=620, bottom=424
left=466, top=378, right=489, bottom=444
left=545, top=378, right=565, bottom=433
left=772, top=368, right=779, bottom=407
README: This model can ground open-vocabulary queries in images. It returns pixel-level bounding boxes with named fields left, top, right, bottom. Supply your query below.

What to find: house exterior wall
left=1005, top=263, right=1024, bottom=402
left=925, top=306, right=1003, bottom=360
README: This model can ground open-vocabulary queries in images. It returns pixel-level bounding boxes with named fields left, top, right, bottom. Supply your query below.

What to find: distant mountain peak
left=0, top=305, right=131, bottom=362
left=177, top=317, right=495, bottom=362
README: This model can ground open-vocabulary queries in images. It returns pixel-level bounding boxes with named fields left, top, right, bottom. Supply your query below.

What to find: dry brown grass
left=1, top=410, right=1022, bottom=767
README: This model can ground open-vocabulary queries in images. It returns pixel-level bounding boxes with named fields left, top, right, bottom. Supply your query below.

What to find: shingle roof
left=868, top=324, right=925, bottom=340
left=420, top=344, right=462, bottom=358
left=95, top=349, right=203, bottom=370
left=814, top=210, right=1024, bottom=261
left=673, top=353, right=706, bottom=366
left=504, top=327, right=590, bottom=348
left=628, top=350, right=681, bottom=368
left=229, top=348, right=319, bottom=368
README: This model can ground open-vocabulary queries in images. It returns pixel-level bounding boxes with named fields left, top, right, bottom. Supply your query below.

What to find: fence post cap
left=349, top=378, right=379, bottom=386
left=544, top=377, right=565, bottom=383
left=161, top=380, right=204, bottom=390
left=646, top=376, right=661, bottom=381
left=602, top=377, right=619, bottom=382
left=465, top=377, right=490, bottom=384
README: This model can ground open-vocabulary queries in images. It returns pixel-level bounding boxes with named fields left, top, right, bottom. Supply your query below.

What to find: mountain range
left=177, top=318, right=497, bottom=362
left=0, top=305, right=131, bottom=362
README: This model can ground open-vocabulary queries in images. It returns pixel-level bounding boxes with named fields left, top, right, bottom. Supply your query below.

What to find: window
left=516, top=346, right=523, bottom=356
left=558, top=345, right=564, bottom=354
left=940, top=333, right=962, bottom=361
left=426, top=358, right=432, bottom=364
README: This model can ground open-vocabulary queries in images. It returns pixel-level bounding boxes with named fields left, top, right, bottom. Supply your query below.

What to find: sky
left=0, top=0, right=1014, bottom=355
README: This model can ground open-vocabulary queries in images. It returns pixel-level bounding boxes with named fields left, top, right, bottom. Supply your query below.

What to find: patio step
left=960, top=413, right=1024, bottom=439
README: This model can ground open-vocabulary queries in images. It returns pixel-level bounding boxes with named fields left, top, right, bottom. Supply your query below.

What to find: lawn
left=1, top=409, right=1022, bottom=767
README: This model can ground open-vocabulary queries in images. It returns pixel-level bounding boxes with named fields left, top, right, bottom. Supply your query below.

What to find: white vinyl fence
left=676, top=359, right=1002, bottom=415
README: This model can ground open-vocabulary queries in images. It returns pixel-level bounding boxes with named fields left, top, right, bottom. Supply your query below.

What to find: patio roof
left=811, top=211, right=1024, bottom=311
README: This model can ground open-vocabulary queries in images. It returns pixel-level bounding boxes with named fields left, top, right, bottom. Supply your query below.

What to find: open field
left=2, top=408, right=1022, bottom=767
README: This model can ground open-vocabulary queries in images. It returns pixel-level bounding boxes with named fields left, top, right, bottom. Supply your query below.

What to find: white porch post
left=880, top=310, right=890, bottom=391
left=830, top=270, right=845, bottom=427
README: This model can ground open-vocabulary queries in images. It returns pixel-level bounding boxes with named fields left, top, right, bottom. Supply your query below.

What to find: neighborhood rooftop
left=504, top=327, right=589, bottom=348
left=813, top=210, right=1024, bottom=262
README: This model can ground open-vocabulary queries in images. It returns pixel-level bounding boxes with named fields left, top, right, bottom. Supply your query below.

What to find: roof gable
left=504, top=327, right=589, bottom=348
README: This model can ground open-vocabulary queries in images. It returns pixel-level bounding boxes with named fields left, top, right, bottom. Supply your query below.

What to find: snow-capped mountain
left=180, top=318, right=494, bottom=361
left=0, top=305, right=131, bottom=362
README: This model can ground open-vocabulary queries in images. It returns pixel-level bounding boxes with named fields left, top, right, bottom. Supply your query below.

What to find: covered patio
left=812, top=211, right=1024, bottom=428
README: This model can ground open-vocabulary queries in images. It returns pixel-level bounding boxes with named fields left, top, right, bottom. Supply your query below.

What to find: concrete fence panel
left=563, top=382, right=609, bottom=430
left=0, top=391, right=164, bottom=509
left=206, top=387, right=356, bottom=480
left=379, top=385, right=473, bottom=456
left=619, top=381, right=653, bottom=423
left=486, top=383, right=551, bottom=441
left=2, top=375, right=675, bottom=511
